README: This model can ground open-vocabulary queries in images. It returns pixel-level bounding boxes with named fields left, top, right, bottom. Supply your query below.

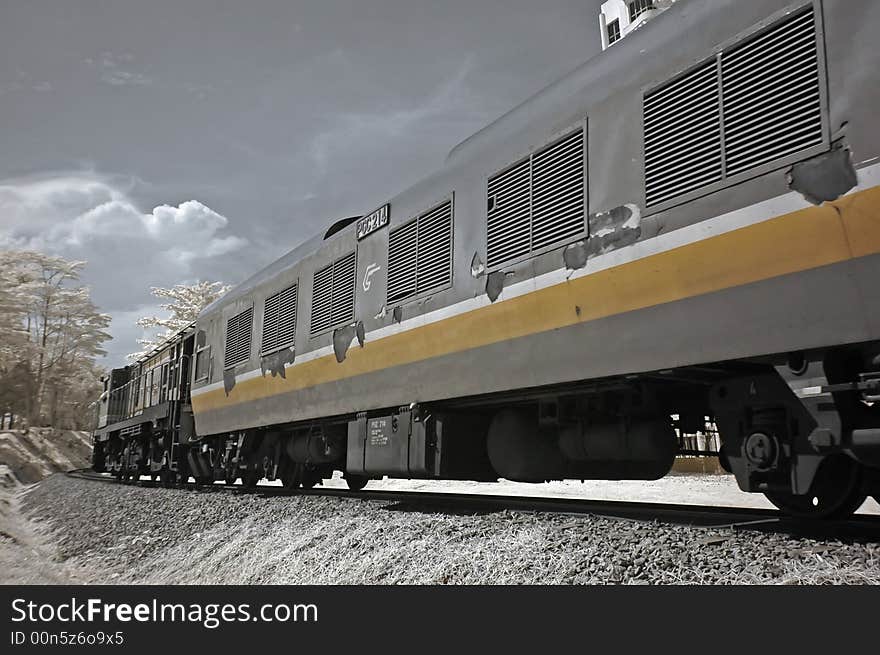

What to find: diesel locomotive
left=93, top=0, right=880, bottom=519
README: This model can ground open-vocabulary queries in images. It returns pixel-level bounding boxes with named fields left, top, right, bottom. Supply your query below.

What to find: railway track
left=65, top=468, right=880, bottom=542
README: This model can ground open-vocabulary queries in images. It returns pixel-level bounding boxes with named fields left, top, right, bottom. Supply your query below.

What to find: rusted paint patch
left=222, top=369, right=236, bottom=396
left=787, top=146, right=857, bottom=205
left=333, top=321, right=366, bottom=363
left=392, top=306, right=403, bottom=324
left=563, top=240, right=588, bottom=270
left=486, top=271, right=506, bottom=302
left=569, top=203, right=642, bottom=264
left=260, top=347, right=295, bottom=379
left=591, top=204, right=633, bottom=237
left=588, top=225, right=641, bottom=257
left=470, top=251, right=486, bottom=277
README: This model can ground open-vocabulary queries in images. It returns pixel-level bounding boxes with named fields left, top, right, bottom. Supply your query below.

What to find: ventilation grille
left=644, top=60, right=722, bottom=207
left=722, top=7, right=822, bottom=176
left=531, top=130, right=586, bottom=252
left=387, top=200, right=454, bottom=304
left=331, top=252, right=356, bottom=326
left=311, top=251, right=356, bottom=335
left=487, top=127, right=585, bottom=268
left=261, top=283, right=298, bottom=354
left=487, top=159, right=531, bottom=268
left=644, top=6, right=823, bottom=207
left=224, top=307, right=253, bottom=369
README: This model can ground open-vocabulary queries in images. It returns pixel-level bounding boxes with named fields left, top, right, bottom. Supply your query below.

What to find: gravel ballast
left=20, top=474, right=880, bottom=585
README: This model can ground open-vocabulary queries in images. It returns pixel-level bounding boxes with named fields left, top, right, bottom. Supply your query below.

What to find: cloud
left=0, top=172, right=248, bottom=365
left=1, top=175, right=246, bottom=264
left=307, top=57, right=484, bottom=176
left=85, top=52, right=153, bottom=87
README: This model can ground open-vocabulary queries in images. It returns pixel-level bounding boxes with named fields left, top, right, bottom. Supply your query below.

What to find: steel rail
left=64, top=468, right=880, bottom=541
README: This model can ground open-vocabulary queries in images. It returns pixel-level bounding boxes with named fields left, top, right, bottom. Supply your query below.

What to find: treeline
left=0, top=250, right=111, bottom=430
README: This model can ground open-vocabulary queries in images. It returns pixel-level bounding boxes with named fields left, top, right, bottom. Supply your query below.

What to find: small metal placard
left=368, top=417, right=390, bottom=446
left=356, top=204, right=390, bottom=240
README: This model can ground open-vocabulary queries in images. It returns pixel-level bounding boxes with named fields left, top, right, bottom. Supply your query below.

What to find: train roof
left=444, top=0, right=703, bottom=167
left=201, top=0, right=739, bottom=319
left=202, top=231, right=326, bottom=315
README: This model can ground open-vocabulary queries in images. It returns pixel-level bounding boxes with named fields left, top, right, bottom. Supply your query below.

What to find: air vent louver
left=261, top=283, right=298, bottom=355
left=387, top=200, right=454, bottom=304
left=487, top=159, right=531, bottom=268
left=531, top=129, right=586, bottom=252
left=487, top=128, right=585, bottom=268
left=722, top=7, right=822, bottom=176
left=310, top=264, right=333, bottom=335
left=311, top=251, right=356, bottom=336
left=331, top=251, right=356, bottom=326
left=644, top=60, right=722, bottom=207
left=643, top=6, right=823, bottom=207
left=387, top=220, right=418, bottom=304
left=224, top=307, right=253, bottom=369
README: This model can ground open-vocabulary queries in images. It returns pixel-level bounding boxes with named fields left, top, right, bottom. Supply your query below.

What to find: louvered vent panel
left=224, top=307, right=253, bottom=368
left=722, top=7, right=821, bottom=176
left=331, top=251, right=356, bottom=326
left=487, top=159, right=530, bottom=268
left=531, top=129, right=585, bottom=251
left=261, top=283, right=297, bottom=354
left=644, top=59, right=722, bottom=207
left=310, top=264, right=333, bottom=335
left=416, top=200, right=453, bottom=294
left=387, top=220, right=418, bottom=304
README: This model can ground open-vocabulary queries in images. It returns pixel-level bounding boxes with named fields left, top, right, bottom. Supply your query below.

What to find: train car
left=96, top=0, right=880, bottom=518
left=92, top=326, right=196, bottom=482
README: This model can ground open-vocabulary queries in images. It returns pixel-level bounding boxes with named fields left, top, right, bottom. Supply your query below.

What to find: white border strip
left=192, top=162, right=880, bottom=397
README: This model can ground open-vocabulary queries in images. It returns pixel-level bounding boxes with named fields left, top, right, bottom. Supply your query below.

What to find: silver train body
left=96, top=0, right=880, bottom=517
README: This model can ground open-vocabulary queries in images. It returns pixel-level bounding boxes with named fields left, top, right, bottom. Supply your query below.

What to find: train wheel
left=225, top=474, right=239, bottom=485
left=344, top=474, right=369, bottom=491
left=300, top=469, right=321, bottom=490
left=242, top=471, right=260, bottom=489
left=764, top=455, right=866, bottom=519
left=281, top=470, right=300, bottom=490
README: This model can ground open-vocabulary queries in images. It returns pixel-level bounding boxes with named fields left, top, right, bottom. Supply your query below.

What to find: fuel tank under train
left=486, top=409, right=677, bottom=482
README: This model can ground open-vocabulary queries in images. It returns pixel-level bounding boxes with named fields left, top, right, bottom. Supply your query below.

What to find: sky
left=0, top=0, right=604, bottom=366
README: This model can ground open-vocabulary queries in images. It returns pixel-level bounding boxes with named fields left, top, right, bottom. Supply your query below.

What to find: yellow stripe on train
left=191, top=185, right=880, bottom=415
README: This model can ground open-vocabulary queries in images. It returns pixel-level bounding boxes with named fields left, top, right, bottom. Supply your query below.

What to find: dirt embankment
left=0, top=429, right=92, bottom=484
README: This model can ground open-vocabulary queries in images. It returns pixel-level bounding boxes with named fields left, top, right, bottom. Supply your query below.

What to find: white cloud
left=0, top=172, right=248, bottom=365
left=0, top=174, right=246, bottom=265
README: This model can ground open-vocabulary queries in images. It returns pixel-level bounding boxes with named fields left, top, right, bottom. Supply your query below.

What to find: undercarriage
left=93, top=341, right=880, bottom=520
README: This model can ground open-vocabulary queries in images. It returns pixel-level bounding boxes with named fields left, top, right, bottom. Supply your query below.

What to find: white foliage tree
left=0, top=250, right=112, bottom=428
left=129, top=281, right=230, bottom=360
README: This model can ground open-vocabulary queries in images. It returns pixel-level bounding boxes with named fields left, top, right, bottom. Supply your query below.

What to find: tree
left=128, top=281, right=230, bottom=360
left=0, top=250, right=111, bottom=428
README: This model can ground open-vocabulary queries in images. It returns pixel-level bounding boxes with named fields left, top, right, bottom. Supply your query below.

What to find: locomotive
left=93, top=0, right=880, bottom=519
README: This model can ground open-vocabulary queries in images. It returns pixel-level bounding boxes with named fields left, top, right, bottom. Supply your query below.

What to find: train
left=93, top=0, right=880, bottom=519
